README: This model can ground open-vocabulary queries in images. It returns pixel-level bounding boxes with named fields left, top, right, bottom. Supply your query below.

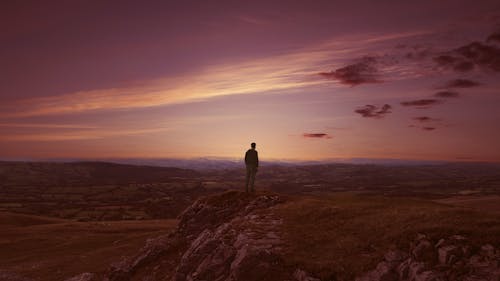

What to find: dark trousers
left=245, top=165, right=257, bottom=192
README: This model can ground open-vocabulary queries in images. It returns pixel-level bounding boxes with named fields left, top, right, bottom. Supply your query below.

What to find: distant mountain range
left=0, top=157, right=461, bottom=170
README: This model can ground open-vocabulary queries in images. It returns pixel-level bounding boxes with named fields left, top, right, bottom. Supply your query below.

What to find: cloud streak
left=400, top=99, right=442, bottom=107
left=0, top=127, right=171, bottom=142
left=303, top=133, right=332, bottom=139
left=434, top=91, right=460, bottom=98
left=441, top=78, right=480, bottom=88
left=413, top=116, right=439, bottom=122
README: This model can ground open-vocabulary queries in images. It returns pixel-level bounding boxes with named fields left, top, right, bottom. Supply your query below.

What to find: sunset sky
left=1, top=1, right=500, bottom=161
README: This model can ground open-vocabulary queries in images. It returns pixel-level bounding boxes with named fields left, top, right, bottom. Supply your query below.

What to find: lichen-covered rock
left=294, top=269, right=321, bottom=281
left=172, top=196, right=287, bottom=281
left=411, top=237, right=436, bottom=264
left=357, top=235, right=500, bottom=281
left=64, top=272, right=97, bottom=281
left=102, top=191, right=292, bottom=281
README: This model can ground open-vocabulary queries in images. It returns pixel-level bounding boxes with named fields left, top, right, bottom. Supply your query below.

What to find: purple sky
left=1, top=0, right=500, bottom=161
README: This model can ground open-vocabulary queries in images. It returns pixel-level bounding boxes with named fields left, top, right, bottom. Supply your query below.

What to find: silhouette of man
left=245, top=142, right=259, bottom=193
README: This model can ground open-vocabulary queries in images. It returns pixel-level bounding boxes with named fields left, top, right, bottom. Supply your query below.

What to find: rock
left=413, top=270, right=443, bottom=281
left=103, top=191, right=289, bottom=281
left=397, top=259, right=411, bottom=280
left=480, top=244, right=495, bottom=259
left=293, top=269, right=321, bottom=281
left=64, top=273, right=96, bottom=281
left=358, top=234, right=500, bottom=281
left=434, top=239, right=446, bottom=249
left=408, top=261, right=426, bottom=280
left=412, top=239, right=436, bottom=264
left=356, top=261, right=398, bottom=281
left=384, top=250, right=408, bottom=263
left=438, top=245, right=462, bottom=265
left=173, top=207, right=286, bottom=281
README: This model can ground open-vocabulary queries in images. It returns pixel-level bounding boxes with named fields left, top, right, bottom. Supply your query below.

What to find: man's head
left=251, top=142, right=256, bottom=149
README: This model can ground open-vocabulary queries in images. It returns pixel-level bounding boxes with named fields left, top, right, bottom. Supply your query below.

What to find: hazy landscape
left=1, top=160, right=499, bottom=280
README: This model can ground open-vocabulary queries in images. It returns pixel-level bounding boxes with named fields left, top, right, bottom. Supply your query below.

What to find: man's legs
left=250, top=167, right=256, bottom=192
left=245, top=166, right=251, bottom=192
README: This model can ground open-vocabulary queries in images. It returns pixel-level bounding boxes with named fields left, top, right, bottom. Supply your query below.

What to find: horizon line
left=1, top=156, right=498, bottom=165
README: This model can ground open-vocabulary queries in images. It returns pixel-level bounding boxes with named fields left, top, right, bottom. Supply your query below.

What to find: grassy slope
left=277, top=193, right=500, bottom=281
left=0, top=212, right=177, bottom=281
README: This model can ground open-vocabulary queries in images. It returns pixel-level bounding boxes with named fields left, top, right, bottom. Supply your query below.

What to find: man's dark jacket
left=245, top=149, right=259, bottom=167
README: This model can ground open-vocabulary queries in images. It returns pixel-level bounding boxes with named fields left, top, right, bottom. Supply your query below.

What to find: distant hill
left=0, top=161, right=199, bottom=187
left=3, top=157, right=479, bottom=170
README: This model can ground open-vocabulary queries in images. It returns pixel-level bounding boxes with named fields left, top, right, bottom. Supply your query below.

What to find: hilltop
left=60, top=191, right=500, bottom=281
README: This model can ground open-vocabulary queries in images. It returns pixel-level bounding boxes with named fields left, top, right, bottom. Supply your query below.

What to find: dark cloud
left=319, top=57, right=380, bottom=86
left=354, top=104, right=392, bottom=118
left=434, top=55, right=457, bottom=65
left=434, top=41, right=500, bottom=72
left=487, top=31, right=500, bottom=44
left=422, top=127, right=436, bottom=131
left=456, top=42, right=500, bottom=71
left=434, top=91, right=460, bottom=98
left=404, top=45, right=432, bottom=60
left=303, top=133, right=332, bottom=139
left=453, top=61, right=475, bottom=72
left=442, top=79, right=480, bottom=88
left=433, top=55, right=474, bottom=72
left=400, top=99, right=442, bottom=107
left=413, top=116, right=439, bottom=122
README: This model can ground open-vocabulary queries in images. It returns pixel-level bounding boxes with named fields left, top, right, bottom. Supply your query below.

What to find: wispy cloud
left=400, top=99, right=442, bottom=107
left=434, top=91, right=460, bottom=98
left=0, top=127, right=170, bottom=142
left=440, top=78, right=481, bottom=88
left=413, top=116, right=439, bottom=122
left=0, top=30, right=431, bottom=118
left=0, top=123, right=98, bottom=129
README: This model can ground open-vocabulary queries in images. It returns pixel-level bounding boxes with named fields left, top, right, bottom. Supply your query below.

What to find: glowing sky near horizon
left=1, top=0, right=500, bottom=161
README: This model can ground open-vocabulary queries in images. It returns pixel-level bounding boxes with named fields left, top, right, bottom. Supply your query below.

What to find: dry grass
left=0, top=212, right=177, bottom=281
left=277, top=193, right=500, bottom=281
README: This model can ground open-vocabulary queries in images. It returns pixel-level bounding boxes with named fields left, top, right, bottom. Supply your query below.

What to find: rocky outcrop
left=100, top=191, right=308, bottom=281
left=172, top=195, right=286, bottom=281
left=356, top=234, right=500, bottom=281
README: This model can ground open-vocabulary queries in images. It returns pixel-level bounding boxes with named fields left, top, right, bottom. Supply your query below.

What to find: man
left=244, top=142, right=259, bottom=193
